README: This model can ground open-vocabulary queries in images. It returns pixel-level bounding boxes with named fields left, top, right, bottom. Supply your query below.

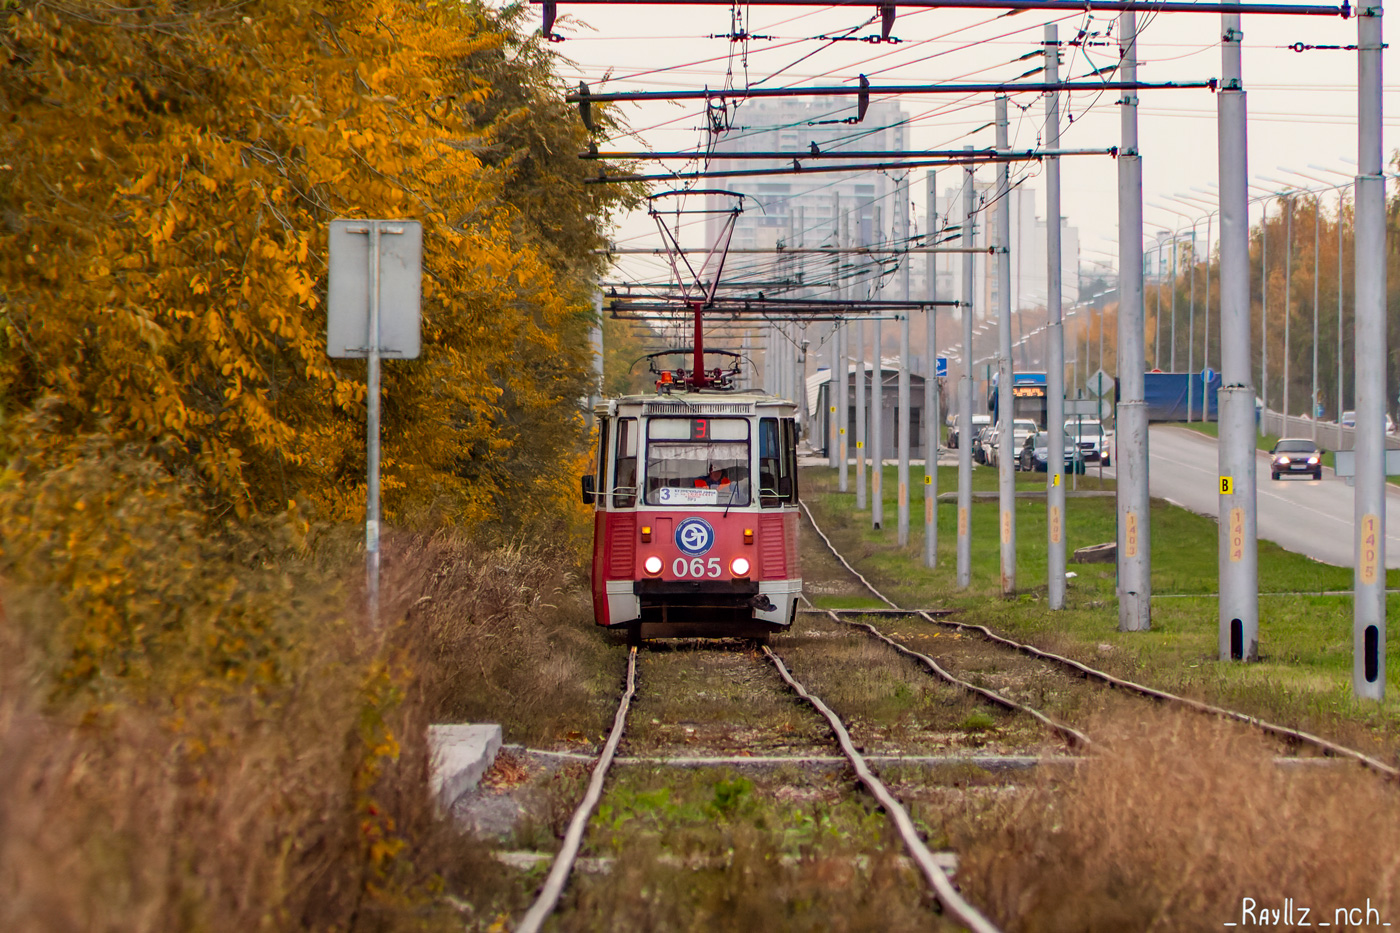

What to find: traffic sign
left=1203, top=366, right=1216, bottom=382
left=1088, top=369, right=1115, bottom=398
left=936, top=356, right=948, bottom=378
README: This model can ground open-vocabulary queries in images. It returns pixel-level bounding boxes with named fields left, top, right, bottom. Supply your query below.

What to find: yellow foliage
left=1, top=0, right=629, bottom=532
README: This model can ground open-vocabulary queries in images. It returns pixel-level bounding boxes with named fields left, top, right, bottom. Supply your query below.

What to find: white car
left=1065, top=419, right=1112, bottom=466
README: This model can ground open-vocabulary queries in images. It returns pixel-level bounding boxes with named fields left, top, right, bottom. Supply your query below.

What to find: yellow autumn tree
left=0, top=0, right=634, bottom=530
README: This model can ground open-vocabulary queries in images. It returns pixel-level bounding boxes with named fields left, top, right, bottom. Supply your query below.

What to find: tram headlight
left=730, top=557, right=751, bottom=578
left=643, top=555, right=663, bottom=575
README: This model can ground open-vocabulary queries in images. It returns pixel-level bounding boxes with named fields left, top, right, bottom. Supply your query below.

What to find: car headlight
left=1308, top=456, right=1320, bottom=464
left=643, top=555, right=663, bottom=575
left=730, top=556, right=751, bottom=577
left=1277, top=456, right=1290, bottom=464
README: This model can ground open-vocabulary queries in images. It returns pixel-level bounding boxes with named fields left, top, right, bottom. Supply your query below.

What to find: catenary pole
left=1312, top=193, right=1321, bottom=439
left=1117, top=10, right=1151, bottom=630
left=872, top=206, right=885, bottom=530
left=925, top=170, right=939, bottom=568
left=958, top=154, right=976, bottom=588
left=838, top=207, right=850, bottom=492
left=1045, top=25, right=1067, bottom=609
left=1188, top=221, right=1197, bottom=421
left=1259, top=202, right=1267, bottom=433
left=856, top=275, right=868, bottom=509
left=829, top=193, right=840, bottom=469
left=1204, top=211, right=1213, bottom=421
left=1338, top=188, right=1345, bottom=417
left=995, top=96, right=1016, bottom=594
left=1283, top=194, right=1293, bottom=424
left=1353, top=3, right=1386, bottom=700
left=1217, top=1, right=1259, bottom=660
left=898, top=177, right=913, bottom=545
left=1170, top=234, right=1179, bottom=371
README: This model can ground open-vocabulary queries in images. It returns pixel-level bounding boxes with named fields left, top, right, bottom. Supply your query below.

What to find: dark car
left=1269, top=438, right=1322, bottom=480
left=949, top=413, right=990, bottom=450
left=972, top=424, right=992, bottom=464
left=1018, top=431, right=1086, bottom=474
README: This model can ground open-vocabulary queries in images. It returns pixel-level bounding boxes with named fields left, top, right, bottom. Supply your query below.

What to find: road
left=1106, top=425, right=1400, bottom=569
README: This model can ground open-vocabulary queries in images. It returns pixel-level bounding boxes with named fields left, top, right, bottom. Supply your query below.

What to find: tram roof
left=595, top=390, right=797, bottom=417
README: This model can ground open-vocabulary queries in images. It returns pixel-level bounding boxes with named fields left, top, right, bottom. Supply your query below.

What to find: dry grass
left=0, top=442, right=610, bottom=931
left=958, top=709, right=1400, bottom=931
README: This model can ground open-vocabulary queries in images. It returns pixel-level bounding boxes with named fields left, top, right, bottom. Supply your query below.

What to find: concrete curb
left=429, top=723, right=502, bottom=810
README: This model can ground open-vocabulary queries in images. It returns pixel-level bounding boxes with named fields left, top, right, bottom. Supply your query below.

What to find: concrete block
left=429, top=723, right=502, bottom=810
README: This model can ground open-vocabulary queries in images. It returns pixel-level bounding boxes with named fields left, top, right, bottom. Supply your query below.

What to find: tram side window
left=759, top=417, right=796, bottom=507
left=593, top=417, right=610, bottom=493
left=782, top=418, right=799, bottom=502
left=613, top=417, right=637, bottom=508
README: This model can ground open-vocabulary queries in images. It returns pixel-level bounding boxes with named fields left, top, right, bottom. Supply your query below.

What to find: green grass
left=802, top=462, right=1400, bottom=751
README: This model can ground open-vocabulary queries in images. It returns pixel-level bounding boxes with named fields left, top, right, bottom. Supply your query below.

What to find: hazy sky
left=527, top=2, right=1397, bottom=287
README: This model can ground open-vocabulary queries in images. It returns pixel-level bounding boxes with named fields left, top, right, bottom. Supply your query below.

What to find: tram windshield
left=644, top=418, right=751, bottom=507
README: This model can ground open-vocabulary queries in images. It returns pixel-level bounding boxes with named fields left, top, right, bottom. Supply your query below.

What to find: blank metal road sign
left=327, top=219, right=422, bottom=359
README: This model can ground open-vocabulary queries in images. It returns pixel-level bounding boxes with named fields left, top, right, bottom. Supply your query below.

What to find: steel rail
left=569, top=81, right=1214, bottom=104
left=516, top=647, right=638, bottom=933
left=798, top=502, right=1400, bottom=781
left=539, top=0, right=1347, bottom=15
left=806, top=602, right=1092, bottom=750
left=761, top=646, right=1005, bottom=933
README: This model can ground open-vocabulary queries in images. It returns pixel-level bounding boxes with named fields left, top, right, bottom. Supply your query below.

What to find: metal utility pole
left=1311, top=194, right=1321, bottom=440
left=1353, top=3, right=1386, bottom=700
left=1217, top=3, right=1258, bottom=660
left=856, top=297, right=868, bottom=509
left=829, top=193, right=840, bottom=470
left=1045, top=25, right=1067, bottom=609
left=1332, top=189, right=1344, bottom=414
left=1283, top=194, right=1293, bottom=423
left=925, top=170, right=939, bottom=568
left=872, top=207, right=885, bottom=530
left=1259, top=200, right=1269, bottom=432
left=898, top=177, right=913, bottom=546
left=828, top=321, right=839, bottom=467
left=1154, top=238, right=1164, bottom=366
left=1169, top=235, right=1179, bottom=371
left=996, top=96, right=1016, bottom=594
left=1338, top=188, right=1346, bottom=418
left=958, top=154, right=976, bottom=588
left=1117, top=11, right=1151, bottom=631
left=1187, top=221, right=1197, bottom=421
left=590, top=292, right=605, bottom=420
left=838, top=206, right=850, bottom=492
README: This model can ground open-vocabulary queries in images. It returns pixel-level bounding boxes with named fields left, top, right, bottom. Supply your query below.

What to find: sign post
left=328, top=219, right=423, bottom=625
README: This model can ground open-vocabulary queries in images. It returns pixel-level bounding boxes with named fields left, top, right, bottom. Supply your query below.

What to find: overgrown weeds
left=958, top=711, right=1400, bottom=931
left=0, top=441, right=607, bottom=932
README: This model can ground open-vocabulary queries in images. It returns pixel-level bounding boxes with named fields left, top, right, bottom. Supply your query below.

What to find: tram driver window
left=644, top=418, right=750, bottom=507
left=612, top=418, right=637, bottom=508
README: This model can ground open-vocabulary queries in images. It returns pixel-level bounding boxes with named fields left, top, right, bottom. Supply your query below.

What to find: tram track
left=513, top=630, right=1016, bottom=931
left=799, top=500, right=1400, bottom=781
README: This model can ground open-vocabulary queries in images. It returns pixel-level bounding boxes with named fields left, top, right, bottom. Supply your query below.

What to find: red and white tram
left=584, top=351, right=802, bottom=642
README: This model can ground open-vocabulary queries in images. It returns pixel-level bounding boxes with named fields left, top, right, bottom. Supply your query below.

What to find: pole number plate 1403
left=673, top=557, right=722, bottom=578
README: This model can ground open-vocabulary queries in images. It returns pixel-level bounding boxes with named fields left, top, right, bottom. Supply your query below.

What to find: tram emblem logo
left=675, top=518, right=715, bottom=556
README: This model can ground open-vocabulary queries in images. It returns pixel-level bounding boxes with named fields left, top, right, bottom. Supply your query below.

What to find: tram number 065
left=672, top=557, right=722, bottom=578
